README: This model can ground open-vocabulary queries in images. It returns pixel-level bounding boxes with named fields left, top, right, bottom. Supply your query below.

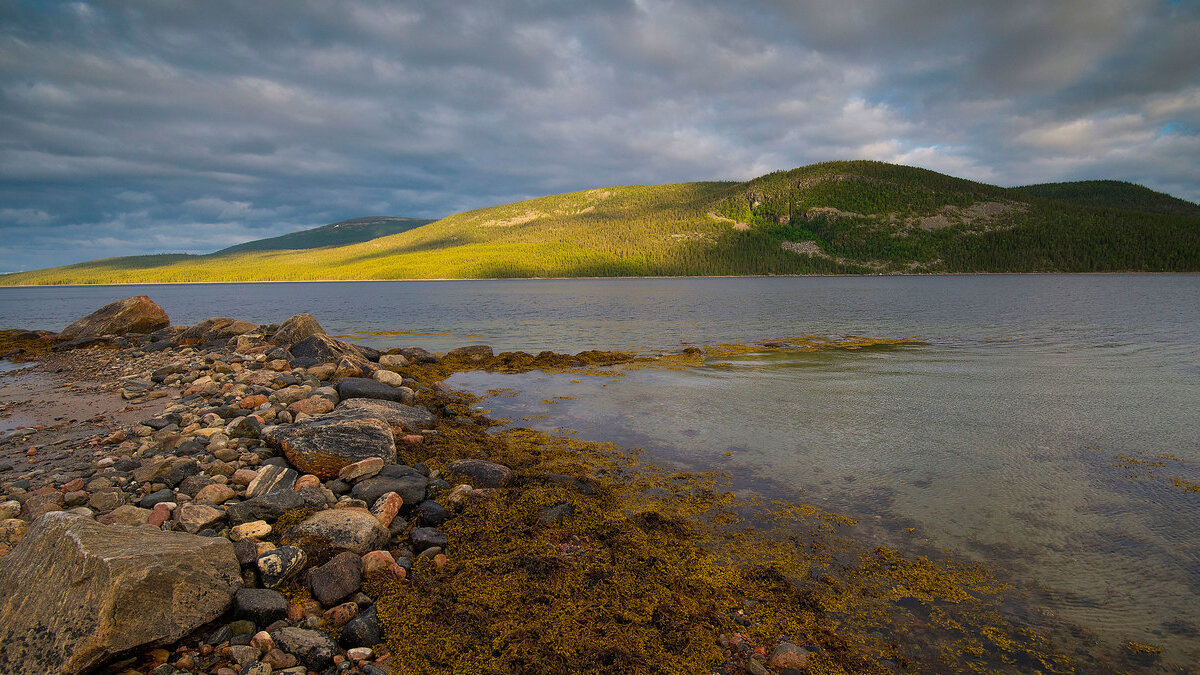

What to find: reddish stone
left=286, top=396, right=335, bottom=417
left=400, top=434, right=424, bottom=446
left=323, top=601, right=359, bottom=627
left=148, top=502, right=173, bottom=527
left=293, top=474, right=322, bottom=491
left=370, top=492, right=403, bottom=528
left=239, top=394, right=269, bottom=410
left=61, top=478, right=84, bottom=493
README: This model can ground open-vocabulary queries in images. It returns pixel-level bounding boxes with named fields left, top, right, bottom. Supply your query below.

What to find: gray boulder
left=262, top=416, right=395, bottom=479
left=0, top=512, right=239, bottom=675
left=282, top=509, right=389, bottom=558
left=333, top=397, right=435, bottom=433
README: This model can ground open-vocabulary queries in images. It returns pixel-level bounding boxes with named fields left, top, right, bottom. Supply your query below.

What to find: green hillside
left=214, top=216, right=434, bottom=255
left=3, top=161, right=1198, bottom=284
left=1014, top=180, right=1200, bottom=217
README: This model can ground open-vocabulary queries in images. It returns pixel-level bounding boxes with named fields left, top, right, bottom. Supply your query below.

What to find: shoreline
left=2, top=270, right=1198, bottom=289
left=0, top=309, right=1157, bottom=674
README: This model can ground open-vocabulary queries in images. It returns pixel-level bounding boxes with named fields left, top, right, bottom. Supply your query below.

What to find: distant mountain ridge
left=214, top=216, right=435, bottom=255
left=3, top=161, right=1197, bottom=284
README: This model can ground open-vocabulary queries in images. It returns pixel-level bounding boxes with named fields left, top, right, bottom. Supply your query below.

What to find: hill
left=1013, top=180, right=1200, bottom=217
left=3, top=161, right=1198, bottom=284
left=213, top=216, right=434, bottom=255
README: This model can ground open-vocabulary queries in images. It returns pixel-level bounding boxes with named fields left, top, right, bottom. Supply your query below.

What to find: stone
left=370, top=492, right=403, bottom=528
left=256, top=545, right=307, bottom=588
left=251, top=630, right=273, bottom=652
left=174, top=318, right=259, bottom=346
left=246, top=465, right=298, bottom=498
left=768, top=642, right=810, bottom=670
left=282, top=509, right=389, bottom=558
left=262, top=417, right=395, bottom=480
left=227, top=415, right=262, bottom=439
left=231, top=468, right=259, bottom=486
left=0, top=518, right=28, bottom=546
left=270, top=627, right=337, bottom=670
left=0, top=512, right=239, bottom=675
left=289, top=334, right=360, bottom=363
left=377, top=353, right=408, bottom=369
left=263, top=648, right=297, bottom=670
left=332, top=398, right=435, bottom=433
left=340, top=605, right=382, bottom=649
left=371, top=369, right=405, bottom=387
left=176, top=504, right=224, bottom=534
left=239, top=394, right=270, bottom=410
left=226, top=489, right=306, bottom=525
left=286, top=396, right=334, bottom=416
left=87, top=486, right=130, bottom=514
left=271, top=313, right=325, bottom=347
left=447, top=345, right=494, bottom=360
left=538, top=502, right=575, bottom=525
left=149, top=502, right=174, bottom=527
left=230, top=520, right=272, bottom=542
left=410, top=527, right=448, bottom=553
left=335, top=378, right=413, bottom=405
left=323, top=601, right=359, bottom=627
left=234, top=588, right=289, bottom=626
left=338, top=457, right=384, bottom=483
left=413, top=500, right=450, bottom=527
left=228, top=645, right=261, bottom=665
left=351, top=472, right=427, bottom=506
left=59, top=296, right=170, bottom=339
left=447, top=459, right=513, bottom=488
left=239, top=661, right=271, bottom=675
left=294, top=474, right=322, bottom=490
left=97, top=504, right=152, bottom=526
left=308, top=551, right=364, bottom=606
left=140, top=488, right=177, bottom=509
left=194, top=483, right=237, bottom=505
left=360, top=550, right=395, bottom=575
left=346, top=647, right=373, bottom=661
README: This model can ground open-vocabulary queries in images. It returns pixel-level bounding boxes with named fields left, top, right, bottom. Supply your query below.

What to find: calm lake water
left=3, top=275, right=1199, bottom=667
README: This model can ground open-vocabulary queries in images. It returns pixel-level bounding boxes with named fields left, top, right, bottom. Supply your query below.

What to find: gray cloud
left=0, top=0, right=1197, bottom=272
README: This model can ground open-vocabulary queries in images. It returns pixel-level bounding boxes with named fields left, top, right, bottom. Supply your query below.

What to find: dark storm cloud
left=1, top=0, right=1197, bottom=272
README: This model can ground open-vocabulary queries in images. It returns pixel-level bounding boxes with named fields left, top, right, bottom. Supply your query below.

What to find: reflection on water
left=449, top=340, right=1200, bottom=669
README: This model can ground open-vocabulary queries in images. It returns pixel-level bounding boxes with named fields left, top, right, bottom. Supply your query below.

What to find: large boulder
left=173, top=317, right=258, bottom=346
left=271, top=313, right=325, bottom=347
left=0, top=512, right=240, bottom=675
left=333, top=398, right=436, bottom=433
left=262, top=416, right=395, bottom=479
left=59, top=296, right=169, bottom=339
left=447, top=459, right=514, bottom=488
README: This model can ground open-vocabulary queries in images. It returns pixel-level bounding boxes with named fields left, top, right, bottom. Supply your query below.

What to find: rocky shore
left=1, top=296, right=1098, bottom=675
left=0, top=297, right=824, bottom=675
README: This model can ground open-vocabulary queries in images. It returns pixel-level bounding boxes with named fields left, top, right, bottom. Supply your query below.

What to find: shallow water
left=3, top=275, right=1199, bottom=667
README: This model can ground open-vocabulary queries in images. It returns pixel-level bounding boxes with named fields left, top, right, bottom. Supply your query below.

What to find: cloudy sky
left=1, top=0, right=1198, bottom=272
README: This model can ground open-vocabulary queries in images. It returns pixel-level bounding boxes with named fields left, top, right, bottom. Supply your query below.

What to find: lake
left=3, top=275, right=1199, bottom=668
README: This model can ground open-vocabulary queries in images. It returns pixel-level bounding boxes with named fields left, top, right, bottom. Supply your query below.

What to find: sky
left=1, top=0, right=1198, bottom=273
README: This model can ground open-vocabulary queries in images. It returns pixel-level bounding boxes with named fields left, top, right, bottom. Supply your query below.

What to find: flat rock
left=282, top=509, right=389, bottom=558
left=333, top=397, right=435, bottom=433
left=225, top=488, right=305, bottom=525
left=174, top=317, right=258, bottom=346
left=351, top=472, right=427, bottom=506
left=448, top=459, right=514, bottom=488
left=271, top=627, right=337, bottom=670
left=262, top=417, right=395, bottom=480
left=234, top=588, right=289, bottom=626
left=336, top=378, right=414, bottom=405
left=0, top=512, right=239, bottom=675
left=59, top=295, right=170, bottom=339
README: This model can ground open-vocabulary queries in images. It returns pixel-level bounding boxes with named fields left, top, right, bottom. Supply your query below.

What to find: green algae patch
left=369, top=403, right=1081, bottom=674
left=0, top=329, right=65, bottom=359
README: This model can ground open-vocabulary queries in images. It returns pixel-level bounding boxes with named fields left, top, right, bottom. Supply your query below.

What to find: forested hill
left=1013, top=181, right=1200, bottom=218
left=3, top=161, right=1198, bottom=284
left=214, top=216, right=435, bottom=255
